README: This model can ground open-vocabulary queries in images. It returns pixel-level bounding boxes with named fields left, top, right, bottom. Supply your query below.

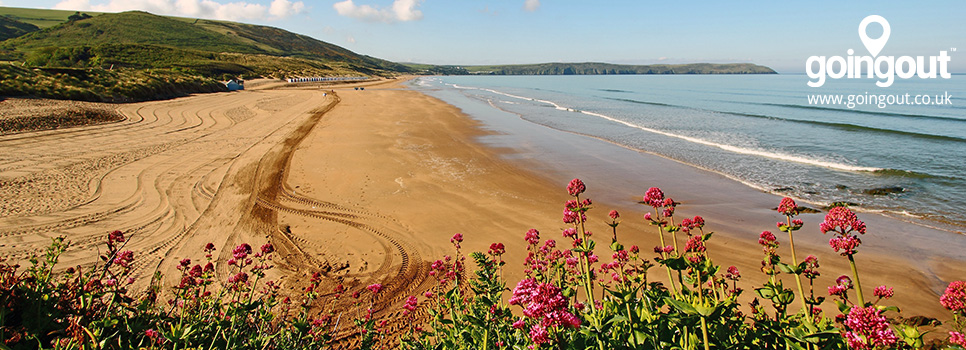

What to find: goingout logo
left=806, top=15, right=952, bottom=87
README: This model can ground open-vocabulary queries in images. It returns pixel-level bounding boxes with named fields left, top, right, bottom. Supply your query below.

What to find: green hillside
left=0, top=7, right=409, bottom=101
left=0, top=15, right=40, bottom=41
left=408, top=62, right=777, bottom=75
left=0, top=7, right=101, bottom=28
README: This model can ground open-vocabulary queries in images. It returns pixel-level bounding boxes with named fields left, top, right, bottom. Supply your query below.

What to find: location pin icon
left=858, top=15, right=890, bottom=57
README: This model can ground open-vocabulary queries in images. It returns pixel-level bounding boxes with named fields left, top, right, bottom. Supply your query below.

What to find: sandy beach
left=1, top=78, right=963, bottom=344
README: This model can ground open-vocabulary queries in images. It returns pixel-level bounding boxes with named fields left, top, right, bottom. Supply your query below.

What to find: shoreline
left=396, top=79, right=966, bottom=321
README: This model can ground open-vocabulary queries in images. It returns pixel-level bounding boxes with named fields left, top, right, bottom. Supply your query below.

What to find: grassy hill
left=407, top=62, right=777, bottom=75
left=0, top=15, right=40, bottom=41
left=0, top=7, right=408, bottom=101
left=0, top=7, right=101, bottom=28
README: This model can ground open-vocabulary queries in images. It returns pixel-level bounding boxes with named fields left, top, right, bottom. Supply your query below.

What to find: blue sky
left=1, top=0, right=963, bottom=73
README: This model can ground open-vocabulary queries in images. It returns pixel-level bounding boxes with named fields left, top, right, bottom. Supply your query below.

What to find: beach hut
left=225, top=80, right=245, bottom=91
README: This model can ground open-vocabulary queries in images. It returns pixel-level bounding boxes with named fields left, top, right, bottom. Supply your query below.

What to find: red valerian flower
left=367, top=283, right=383, bottom=295
left=940, top=280, right=966, bottom=314
left=820, top=207, right=867, bottom=235
left=778, top=197, right=798, bottom=216
left=643, top=187, right=665, bottom=208
left=842, top=306, right=898, bottom=349
left=873, top=285, right=894, bottom=299
left=567, top=178, right=586, bottom=196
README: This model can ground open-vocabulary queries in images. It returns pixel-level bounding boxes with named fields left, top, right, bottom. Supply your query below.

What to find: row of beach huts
left=285, top=76, right=368, bottom=83
left=223, top=76, right=370, bottom=91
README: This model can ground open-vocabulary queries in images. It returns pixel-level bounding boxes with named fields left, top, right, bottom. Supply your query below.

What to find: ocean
left=411, top=74, right=965, bottom=233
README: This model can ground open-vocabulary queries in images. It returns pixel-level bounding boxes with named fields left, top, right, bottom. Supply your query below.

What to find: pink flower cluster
left=843, top=306, right=898, bottom=350
left=679, top=215, right=705, bottom=233
left=829, top=235, right=862, bottom=256
left=113, top=250, right=134, bottom=268
left=949, top=332, right=966, bottom=347
left=802, top=255, right=820, bottom=279
left=402, top=295, right=418, bottom=315
left=488, top=242, right=505, bottom=256
left=777, top=197, right=798, bottom=216
left=642, top=187, right=665, bottom=208
left=758, top=231, right=779, bottom=256
left=828, top=275, right=853, bottom=299
left=940, top=280, right=966, bottom=314
left=873, top=285, right=894, bottom=300
left=567, top=178, right=586, bottom=197
left=820, top=207, right=867, bottom=235
left=108, top=230, right=125, bottom=246
left=509, top=278, right=581, bottom=344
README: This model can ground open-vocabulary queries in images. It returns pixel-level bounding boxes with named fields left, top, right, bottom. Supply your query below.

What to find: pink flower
left=662, top=206, right=675, bottom=217
left=509, top=278, right=580, bottom=335
left=227, top=272, right=248, bottom=284
left=803, top=255, right=820, bottom=279
left=113, top=250, right=134, bottom=268
left=450, top=233, right=463, bottom=248
left=562, top=209, right=579, bottom=224
left=108, top=230, right=125, bottom=245
left=643, top=212, right=653, bottom=221
left=829, top=234, right=862, bottom=256
left=232, top=243, right=252, bottom=259
left=828, top=285, right=849, bottom=297
left=367, top=283, right=383, bottom=295
left=562, top=228, right=577, bottom=238
left=488, top=242, right=505, bottom=255
left=512, top=318, right=526, bottom=329
left=691, top=216, right=705, bottom=228
left=940, top=281, right=966, bottom=314
left=204, top=242, right=215, bottom=252
left=525, top=229, right=541, bottom=246
left=403, top=295, right=418, bottom=312
left=629, top=245, right=639, bottom=254
left=529, top=324, right=550, bottom=344
left=726, top=266, right=740, bottom=280
left=643, top=187, right=665, bottom=208
left=843, top=306, right=898, bottom=349
left=949, top=332, right=966, bottom=347
left=778, top=197, right=798, bottom=216
left=836, top=275, right=854, bottom=289
left=820, top=207, right=867, bottom=235
left=685, top=236, right=705, bottom=253
left=144, top=328, right=160, bottom=343
left=567, top=178, right=586, bottom=196
left=608, top=210, right=620, bottom=219
left=873, top=285, right=894, bottom=299
left=260, top=243, right=274, bottom=254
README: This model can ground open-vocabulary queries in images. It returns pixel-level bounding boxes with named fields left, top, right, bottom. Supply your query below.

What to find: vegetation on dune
left=2, top=179, right=965, bottom=349
left=0, top=64, right=227, bottom=102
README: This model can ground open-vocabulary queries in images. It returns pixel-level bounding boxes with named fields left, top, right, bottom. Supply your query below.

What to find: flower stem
left=786, top=216, right=811, bottom=318
left=848, top=254, right=865, bottom=306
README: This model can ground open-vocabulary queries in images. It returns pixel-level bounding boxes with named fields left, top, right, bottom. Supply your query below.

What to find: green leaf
left=694, top=304, right=716, bottom=317
left=664, top=297, right=698, bottom=315
left=755, top=287, right=776, bottom=299
left=610, top=241, right=624, bottom=252
left=777, top=262, right=800, bottom=274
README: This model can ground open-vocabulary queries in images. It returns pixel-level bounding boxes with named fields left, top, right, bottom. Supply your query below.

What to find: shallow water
left=413, top=74, right=966, bottom=233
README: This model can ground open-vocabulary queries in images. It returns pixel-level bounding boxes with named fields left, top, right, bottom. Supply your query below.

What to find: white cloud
left=345, top=35, right=355, bottom=44
left=333, top=0, right=423, bottom=23
left=523, top=0, right=539, bottom=12
left=52, top=0, right=306, bottom=21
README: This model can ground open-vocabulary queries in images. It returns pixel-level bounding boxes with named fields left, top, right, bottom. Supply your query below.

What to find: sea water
left=413, top=74, right=966, bottom=233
